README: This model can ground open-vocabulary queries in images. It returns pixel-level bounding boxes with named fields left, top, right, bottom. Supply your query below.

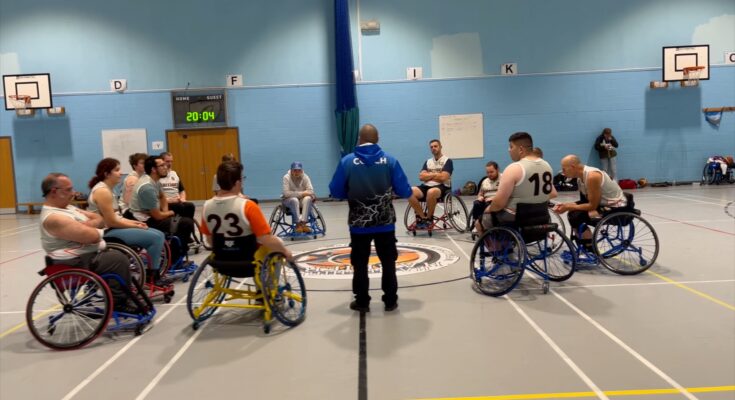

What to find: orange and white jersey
left=40, top=205, right=100, bottom=259
left=200, top=195, right=270, bottom=238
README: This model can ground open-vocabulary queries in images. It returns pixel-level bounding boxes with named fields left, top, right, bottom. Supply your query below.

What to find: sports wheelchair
left=701, top=161, right=734, bottom=185
left=26, top=250, right=156, bottom=350
left=469, top=203, right=577, bottom=296
left=561, top=193, right=659, bottom=275
left=104, top=240, right=176, bottom=303
left=186, top=235, right=307, bottom=333
left=470, top=202, right=567, bottom=241
left=268, top=203, right=326, bottom=240
left=405, top=191, right=469, bottom=236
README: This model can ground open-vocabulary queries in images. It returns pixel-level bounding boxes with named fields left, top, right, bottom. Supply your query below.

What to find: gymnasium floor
left=0, top=185, right=733, bottom=400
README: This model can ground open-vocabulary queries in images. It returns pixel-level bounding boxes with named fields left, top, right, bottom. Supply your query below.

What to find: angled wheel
left=310, top=206, right=327, bottom=236
left=548, top=208, right=567, bottom=253
left=404, top=204, right=420, bottom=232
left=159, top=241, right=171, bottom=277
left=446, top=194, right=469, bottom=233
left=26, top=269, right=112, bottom=350
left=469, top=227, right=525, bottom=296
left=702, top=163, right=717, bottom=185
left=260, top=253, right=307, bottom=327
left=268, top=205, right=284, bottom=235
left=526, top=228, right=576, bottom=281
left=593, top=212, right=659, bottom=275
left=192, top=219, right=209, bottom=251
left=107, top=243, right=146, bottom=289
left=186, top=259, right=231, bottom=322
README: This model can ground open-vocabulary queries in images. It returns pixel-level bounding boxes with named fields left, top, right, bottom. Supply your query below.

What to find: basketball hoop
left=682, top=66, right=704, bottom=87
left=9, top=94, right=31, bottom=109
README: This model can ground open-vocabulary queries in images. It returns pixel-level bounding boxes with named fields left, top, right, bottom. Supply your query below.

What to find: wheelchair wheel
left=268, top=205, right=285, bottom=235
left=159, top=241, right=172, bottom=277
left=191, top=219, right=208, bottom=252
left=310, top=207, right=327, bottom=236
left=403, top=205, right=418, bottom=234
left=469, top=227, right=525, bottom=296
left=593, top=212, right=659, bottom=275
left=260, top=253, right=307, bottom=327
left=186, top=259, right=232, bottom=322
left=702, top=163, right=718, bottom=185
left=446, top=194, right=469, bottom=233
left=26, top=269, right=113, bottom=350
left=526, top=228, right=576, bottom=282
left=549, top=208, right=567, bottom=250
left=106, top=243, right=146, bottom=289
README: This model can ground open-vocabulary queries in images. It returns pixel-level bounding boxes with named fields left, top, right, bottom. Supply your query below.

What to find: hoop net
left=9, top=94, right=31, bottom=109
left=682, top=66, right=704, bottom=84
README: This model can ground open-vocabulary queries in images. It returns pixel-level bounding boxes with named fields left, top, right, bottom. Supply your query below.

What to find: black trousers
left=58, top=250, right=131, bottom=304
left=471, top=199, right=490, bottom=220
left=168, top=202, right=195, bottom=219
left=146, top=216, right=194, bottom=262
left=350, top=231, right=398, bottom=306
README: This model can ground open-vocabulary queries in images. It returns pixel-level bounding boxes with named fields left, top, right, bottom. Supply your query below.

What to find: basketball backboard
left=662, top=45, right=709, bottom=82
left=3, top=73, right=53, bottom=110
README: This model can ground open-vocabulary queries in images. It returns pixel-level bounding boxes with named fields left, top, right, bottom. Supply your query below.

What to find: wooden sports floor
left=1, top=185, right=733, bottom=400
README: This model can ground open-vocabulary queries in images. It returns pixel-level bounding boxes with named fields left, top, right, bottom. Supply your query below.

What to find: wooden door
left=166, top=128, right=240, bottom=200
left=0, top=137, right=17, bottom=213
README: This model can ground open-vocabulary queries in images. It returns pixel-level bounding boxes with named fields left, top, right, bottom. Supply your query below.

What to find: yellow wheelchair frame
left=186, top=247, right=307, bottom=333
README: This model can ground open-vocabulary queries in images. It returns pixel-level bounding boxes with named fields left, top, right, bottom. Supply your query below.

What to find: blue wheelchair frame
left=701, top=161, right=734, bottom=185
left=469, top=203, right=577, bottom=296
left=160, top=236, right=198, bottom=282
left=268, top=203, right=326, bottom=240
left=560, top=208, right=659, bottom=275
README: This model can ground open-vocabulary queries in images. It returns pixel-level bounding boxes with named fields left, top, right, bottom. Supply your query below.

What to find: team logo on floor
left=294, top=242, right=458, bottom=279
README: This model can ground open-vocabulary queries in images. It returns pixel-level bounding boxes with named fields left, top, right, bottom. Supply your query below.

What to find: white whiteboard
left=101, top=129, right=148, bottom=174
left=439, top=113, right=483, bottom=159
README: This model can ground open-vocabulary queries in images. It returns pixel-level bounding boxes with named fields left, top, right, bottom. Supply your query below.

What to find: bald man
left=329, top=124, right=412, bottom=313
left=553, top=155, right=626, bottom=245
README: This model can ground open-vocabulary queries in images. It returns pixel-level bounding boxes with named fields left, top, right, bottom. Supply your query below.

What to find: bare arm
left=256, top=234, right=293, bottom=261
left=122, top=175, right=138, bottom=205
left=96, top=188, right=147, bottom=229
left=488, top=165, right=520, bottom=212
left=555, top=172, right=602, bottom=213
left=150, top=207, right=174, bottom=220
left=179, top=190, right=187, bottom=202
left=77, top=208, right=105, bottom=228
left=158, top=190, right=170, bottom=212
left=44, top=214, right=102, bottom=244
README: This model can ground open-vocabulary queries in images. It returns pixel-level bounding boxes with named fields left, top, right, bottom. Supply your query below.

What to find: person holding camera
left=594, top=128, right=618, bottom=180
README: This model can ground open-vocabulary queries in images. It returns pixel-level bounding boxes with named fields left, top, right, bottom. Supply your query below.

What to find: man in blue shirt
left=329, top=124, right=412, bottom=312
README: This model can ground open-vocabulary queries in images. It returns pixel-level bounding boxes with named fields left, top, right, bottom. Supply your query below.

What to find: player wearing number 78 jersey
left=200, top=161, right=293, bottom=262
left=481, top=132, right=557, bottom=230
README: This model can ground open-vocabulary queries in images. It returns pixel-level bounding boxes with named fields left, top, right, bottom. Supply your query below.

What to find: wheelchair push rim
left=593, top=212, right=659, bottom=275
left=469, top=227, right=525, bottom=297
left=186, top=259, right=232, bottom=322
left=26, top=269, right=113, bottom=350
left=526, top=227, right=576, bottom=282
left=260, top=253, right=307, bottom=327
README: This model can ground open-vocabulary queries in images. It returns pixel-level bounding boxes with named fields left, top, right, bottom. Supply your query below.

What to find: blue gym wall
left=1, top=0, right=734, bottom=204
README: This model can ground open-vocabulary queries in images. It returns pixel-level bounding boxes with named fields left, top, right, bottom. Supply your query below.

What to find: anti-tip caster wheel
left=542, top=281, right=550, bottom=294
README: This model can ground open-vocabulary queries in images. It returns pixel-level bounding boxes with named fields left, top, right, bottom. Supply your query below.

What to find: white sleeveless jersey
left=202, top=195, right=253, bottom=238
left=578, top=166, right=626, bottom=207
left=424, top=155, right=451, bottom=188
left=87, top=181, right=121, bottom=216
left=159, top=170, right=181, bottom=199
left=40, top=205, right=100, bottom=259
left=507, top=158, right=554, bottom=211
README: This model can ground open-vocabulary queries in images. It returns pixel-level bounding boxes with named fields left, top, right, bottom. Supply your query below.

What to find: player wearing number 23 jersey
left=200, top=195, right=270, bottom=240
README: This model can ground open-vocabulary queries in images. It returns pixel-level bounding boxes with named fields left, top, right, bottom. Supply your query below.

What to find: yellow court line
left=645, top=270, right=735, bottom=311
left=0, top=305, right=61, bottom=339
left=414, top=385, right=735, bottom=400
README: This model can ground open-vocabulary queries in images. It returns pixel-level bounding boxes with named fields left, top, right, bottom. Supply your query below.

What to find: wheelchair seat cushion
left=509, top=203, right=553, bottom=243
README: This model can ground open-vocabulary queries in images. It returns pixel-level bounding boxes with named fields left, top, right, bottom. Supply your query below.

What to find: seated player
left=471, top=161, right=501, bottom=233
left=200, top=161, right=293, bottom=264
left=281, top=161, right=316, bottom=233
left=408, top=139, right=453, bottom=228
left=129, top=155, right=195, bottom=262
left=39, top=173, right=137, bottom=313
left=159, top=152, right=195, bottom=219
left=483, top=132, right=557, bottom=230
left=552, top=154, right=627, bottom=248
left=87, top=158, right=168, bottom=285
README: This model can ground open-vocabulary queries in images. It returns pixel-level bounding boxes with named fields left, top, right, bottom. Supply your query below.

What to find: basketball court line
left=0, top=224, right=38, bottom=237
left=446, top=234, right=609, bottom=399
left=0, top=223, right=38, bottom=234
left=675, top=192, right=734, bottom=203
left=0, top=249, right=42, bottom=265
left=448, top=233, right=698, bottom=400
left=550, top=291, right=698, bottom=400
left=644, top=270, right=735, bottom=312
left=414, top=385, right=735, bottom=400
left=644, top=212, right=734, bottom=236
left=654, top=194, right=730, bottom=207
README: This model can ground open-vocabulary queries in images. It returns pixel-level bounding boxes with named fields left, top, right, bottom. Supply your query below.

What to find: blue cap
left=291, top=161, right=303, bottom=170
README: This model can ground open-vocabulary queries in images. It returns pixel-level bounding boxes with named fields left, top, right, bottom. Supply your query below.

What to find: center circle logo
left=294, top=242, right=459, bottom=279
